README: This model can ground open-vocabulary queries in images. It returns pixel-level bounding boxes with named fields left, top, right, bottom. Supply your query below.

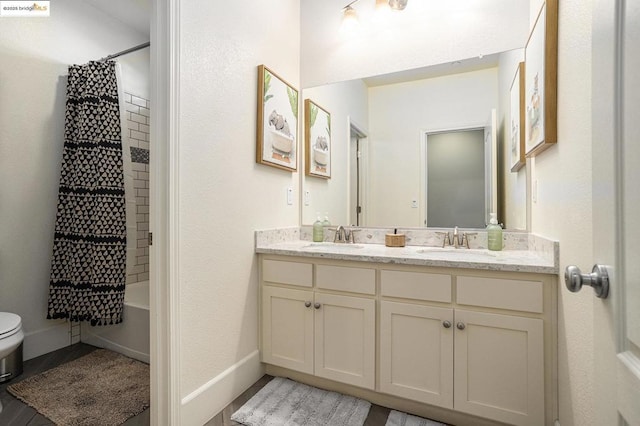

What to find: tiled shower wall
left=125, top=92, right=150, bottom=284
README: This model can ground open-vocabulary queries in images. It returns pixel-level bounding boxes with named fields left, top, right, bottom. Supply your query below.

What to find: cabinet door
left=262, top=286, right=314, bottom=374
left=380, top=301, right=454, bottom=409
left=314, top=293, right=375, bottom=389
left=454, top=310, right=544, bottom=426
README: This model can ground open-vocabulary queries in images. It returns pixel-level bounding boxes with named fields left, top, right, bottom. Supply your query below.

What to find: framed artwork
left=256, top=65, right=299, bottom=171
left=510, top=62, right=526, bottom=172
left=304, top=99, right=331, bottom=179
left=524, top=0, right=558, bottom=157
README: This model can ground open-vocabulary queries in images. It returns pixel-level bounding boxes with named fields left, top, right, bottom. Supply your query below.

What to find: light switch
left=304, top=190, right=311, bottom=206
left=411, top=199, right=418, bottom=208
left=287, top=187, right=293, bottom=205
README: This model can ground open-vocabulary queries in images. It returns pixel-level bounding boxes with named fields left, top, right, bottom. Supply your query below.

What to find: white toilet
left=0, top=312, right=24, bottom=383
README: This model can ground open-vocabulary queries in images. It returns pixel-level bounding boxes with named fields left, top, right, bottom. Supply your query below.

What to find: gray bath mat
left=385, top=410, right=447, bottom=426
left=231, top=376, right=371, bottom=426
left=7, top=348, right=149, bottom=425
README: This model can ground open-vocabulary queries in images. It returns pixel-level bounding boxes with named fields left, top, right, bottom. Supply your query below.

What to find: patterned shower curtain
left=47, top=61, right=127, bottom=326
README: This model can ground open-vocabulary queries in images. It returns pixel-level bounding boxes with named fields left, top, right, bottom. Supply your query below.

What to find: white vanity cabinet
left=261, top=259, right=376, bottom=389
left=260, top=255, right=557, bottom=426
left=379, top=270, right=550, bottom=426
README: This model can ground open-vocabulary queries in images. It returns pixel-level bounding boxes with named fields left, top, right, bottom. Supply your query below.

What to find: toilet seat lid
left=0, top=312, right=21, bottom=336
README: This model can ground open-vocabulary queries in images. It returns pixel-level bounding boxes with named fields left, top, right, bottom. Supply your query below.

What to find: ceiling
left=84, top=0, right=150, bottom=36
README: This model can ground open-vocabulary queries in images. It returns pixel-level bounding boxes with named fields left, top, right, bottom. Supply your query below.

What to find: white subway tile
left=139, top=124, right=150, bottom=133
left=137, top=255, right=149, bottom=265
left=137, top=188, right=150, bottom=198
left=127, top=121, right=140, bottom=131
left=138, top=222, right=149, bottom=231
left=136, top=213, right=146, bottom=223
left=137, top=205, right=150, bottom=214
left=125, top=102, right=139, bottom=113
left=131, top=95, right=147, bottom=107
left=137, top=171, right=149, bottom=180
left=138, top=272, right=150, bottom=281
left=137, top=238, right=149, bottom=249
left=130, top=130, right=147, bottom=141
left=139, top=107, right=150, bottom=117
left=139, top=141, right=150, bottom=150
left=132, top=162, right=147, bottom=172
left=130, top=112, right=147, bottom=124
left=133, top=179, right=146, bottom=189
left=125, top=93, right=132, bottom=102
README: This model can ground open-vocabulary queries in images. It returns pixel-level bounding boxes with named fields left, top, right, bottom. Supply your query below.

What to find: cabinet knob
left=314, top=303, right=321, bottom=309
left=442, top=320, right=452, bottom=329
left=456, top=322, right=466, bottom=330
left=304, top=301, right=311, bottom=308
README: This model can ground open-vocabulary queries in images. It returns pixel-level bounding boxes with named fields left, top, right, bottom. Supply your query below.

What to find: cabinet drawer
left=381, top=270, right=451, bottom=303
left=262, top=259, right=313, bottom=287
left=316, top=265, right=375, bottom=295
left=456, top=276, right=543, bottom=313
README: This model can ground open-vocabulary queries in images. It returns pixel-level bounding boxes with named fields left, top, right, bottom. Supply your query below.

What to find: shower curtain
left=47, top=61, right=127, bottom=326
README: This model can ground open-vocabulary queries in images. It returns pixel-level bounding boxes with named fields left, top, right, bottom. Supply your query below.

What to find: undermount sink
left=302, top=242, right=365, bottom=250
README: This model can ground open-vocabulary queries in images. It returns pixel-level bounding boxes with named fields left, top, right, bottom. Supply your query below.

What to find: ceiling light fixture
left=341, top=4, right=360, bottom=31
left=388, top=0, right=408, bottom=11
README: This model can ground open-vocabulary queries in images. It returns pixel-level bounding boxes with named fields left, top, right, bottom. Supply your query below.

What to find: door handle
left=564, top=264, right=609, bottom=299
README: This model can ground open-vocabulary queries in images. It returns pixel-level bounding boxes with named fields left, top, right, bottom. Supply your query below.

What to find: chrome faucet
left=440, top=226, right=477, bottom=249
left=330, top=225, right=360, bottom=243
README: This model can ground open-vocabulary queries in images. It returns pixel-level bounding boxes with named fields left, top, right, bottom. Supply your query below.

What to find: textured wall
left=530, top=1, right=594, bottom=425
left=178, top=0, right=300, bottom=399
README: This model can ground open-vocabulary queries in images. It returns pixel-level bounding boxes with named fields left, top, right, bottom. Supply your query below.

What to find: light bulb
left=341, top=6, right=359, bottom=33
left=388, top=0, right=408, bottom=11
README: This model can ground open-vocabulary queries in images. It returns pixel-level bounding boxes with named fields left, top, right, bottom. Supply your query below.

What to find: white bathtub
left=80, top=281, right=150, bottom=363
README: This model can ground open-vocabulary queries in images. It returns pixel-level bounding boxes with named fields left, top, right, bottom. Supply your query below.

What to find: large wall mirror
left=300, top=0, right=541, bottom=230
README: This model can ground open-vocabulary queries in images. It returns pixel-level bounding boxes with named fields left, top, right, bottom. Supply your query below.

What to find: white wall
left=530, top=1, right=594, bottom=425
left=302, top=79, right=369, bottom=225
left=0, top=0, right=148, bottom=360
left=301, top=0, right=529, bottom=88
left=497, top=49, right=527, bottom=230
left=119, top=48, right=151, bottom=100
left=367, top=68, right=498, bottom=227
left=177, top=0, right=300, bottom=423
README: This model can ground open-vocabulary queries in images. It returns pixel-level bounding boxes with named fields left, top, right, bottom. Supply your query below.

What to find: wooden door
left=379, top=301, right=454, bottom=408
left=313, top=292, right=375, bottom=389
left=261, top=286, right=314, bottom=374
left=453, top=309, right=544, bottom=426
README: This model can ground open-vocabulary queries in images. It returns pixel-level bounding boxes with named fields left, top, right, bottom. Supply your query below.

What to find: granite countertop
left=255, top=228, right=559, bottom=274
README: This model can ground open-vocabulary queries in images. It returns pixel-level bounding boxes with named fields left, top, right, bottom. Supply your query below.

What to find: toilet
left=0, top=312, right=24, bottom=383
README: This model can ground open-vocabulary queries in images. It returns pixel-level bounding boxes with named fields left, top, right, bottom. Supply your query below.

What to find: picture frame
left=304, top=99, right=331, bottom=179
left=510, top=62, right=526, bottom=172
left=524, top=0, right=558, bottom=157
left=256, top=65, right=299, bottom=171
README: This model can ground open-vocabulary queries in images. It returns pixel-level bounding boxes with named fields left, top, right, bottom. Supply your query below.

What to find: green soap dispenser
left=487, top=213, right=503, bottom=251
left=322, top=213, right=331, bottom=227
left=313, top=213, right=324, bottom=242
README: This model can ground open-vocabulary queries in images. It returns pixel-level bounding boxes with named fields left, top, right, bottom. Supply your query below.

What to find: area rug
left=231, top=376, right=371, bottom=426
left=385, top=410, right=448, bottom=426
left=7, top=348, right=149, bottom=426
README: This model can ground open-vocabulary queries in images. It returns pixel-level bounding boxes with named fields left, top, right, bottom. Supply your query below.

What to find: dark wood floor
left=0, top=342, right=149, bottom=426
left=1, top=344, right=419, bottom=426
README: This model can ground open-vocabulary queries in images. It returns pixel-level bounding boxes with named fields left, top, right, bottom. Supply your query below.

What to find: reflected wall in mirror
left=300, top=0, right=536, bottom=230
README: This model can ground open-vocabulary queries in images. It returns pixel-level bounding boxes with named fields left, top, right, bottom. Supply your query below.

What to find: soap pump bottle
left=322, top=213, right=331, bottom=227
left=487, top=213, right=503, bottom=251
left=313, top=213, right=324, bottom=242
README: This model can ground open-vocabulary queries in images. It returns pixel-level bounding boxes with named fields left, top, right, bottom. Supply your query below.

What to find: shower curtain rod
left=99, top=41, right=150, bottom=62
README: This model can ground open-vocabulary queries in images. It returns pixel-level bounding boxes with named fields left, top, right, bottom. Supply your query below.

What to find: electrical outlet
left=304, top=190, right=311, bottom=206
left=287, top=187, right=293, bottom=205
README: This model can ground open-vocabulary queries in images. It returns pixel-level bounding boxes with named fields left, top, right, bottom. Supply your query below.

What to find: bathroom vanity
left=256, top=228, right=558, bottom=426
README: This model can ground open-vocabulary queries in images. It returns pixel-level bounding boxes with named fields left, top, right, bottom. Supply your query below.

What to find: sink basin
left=302, top=242, right=365, bottom=250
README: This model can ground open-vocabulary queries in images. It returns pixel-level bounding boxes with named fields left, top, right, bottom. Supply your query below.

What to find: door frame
left=419, top=123, right=485, bottom=227
left=150, top=0, right=181, bottom=424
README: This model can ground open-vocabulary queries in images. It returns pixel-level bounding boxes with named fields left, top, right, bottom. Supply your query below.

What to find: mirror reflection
left=302, top=51, right=527, bottom=230
left=300, top=0, right=534, bottom=231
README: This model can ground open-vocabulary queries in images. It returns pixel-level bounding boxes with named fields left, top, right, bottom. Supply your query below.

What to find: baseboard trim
left=180, top=350, right=264, bottom=426
left=23, top=321, right=69, bottom=361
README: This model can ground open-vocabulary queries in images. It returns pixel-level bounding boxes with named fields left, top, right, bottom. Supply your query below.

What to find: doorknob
left=564, top=264, right=609, bottom=299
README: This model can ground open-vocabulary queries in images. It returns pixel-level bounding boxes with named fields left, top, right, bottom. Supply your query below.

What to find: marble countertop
left=256, top=239, right=558, bottom=274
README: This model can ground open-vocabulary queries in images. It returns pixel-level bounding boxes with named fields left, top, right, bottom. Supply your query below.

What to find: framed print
left=524, top=0, right=558, bottom=157
left=304, top=99, right=331, bottom=179
left=510, top=62, right=526, bottom=172
left=256, top=65, right=298, bottom=171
